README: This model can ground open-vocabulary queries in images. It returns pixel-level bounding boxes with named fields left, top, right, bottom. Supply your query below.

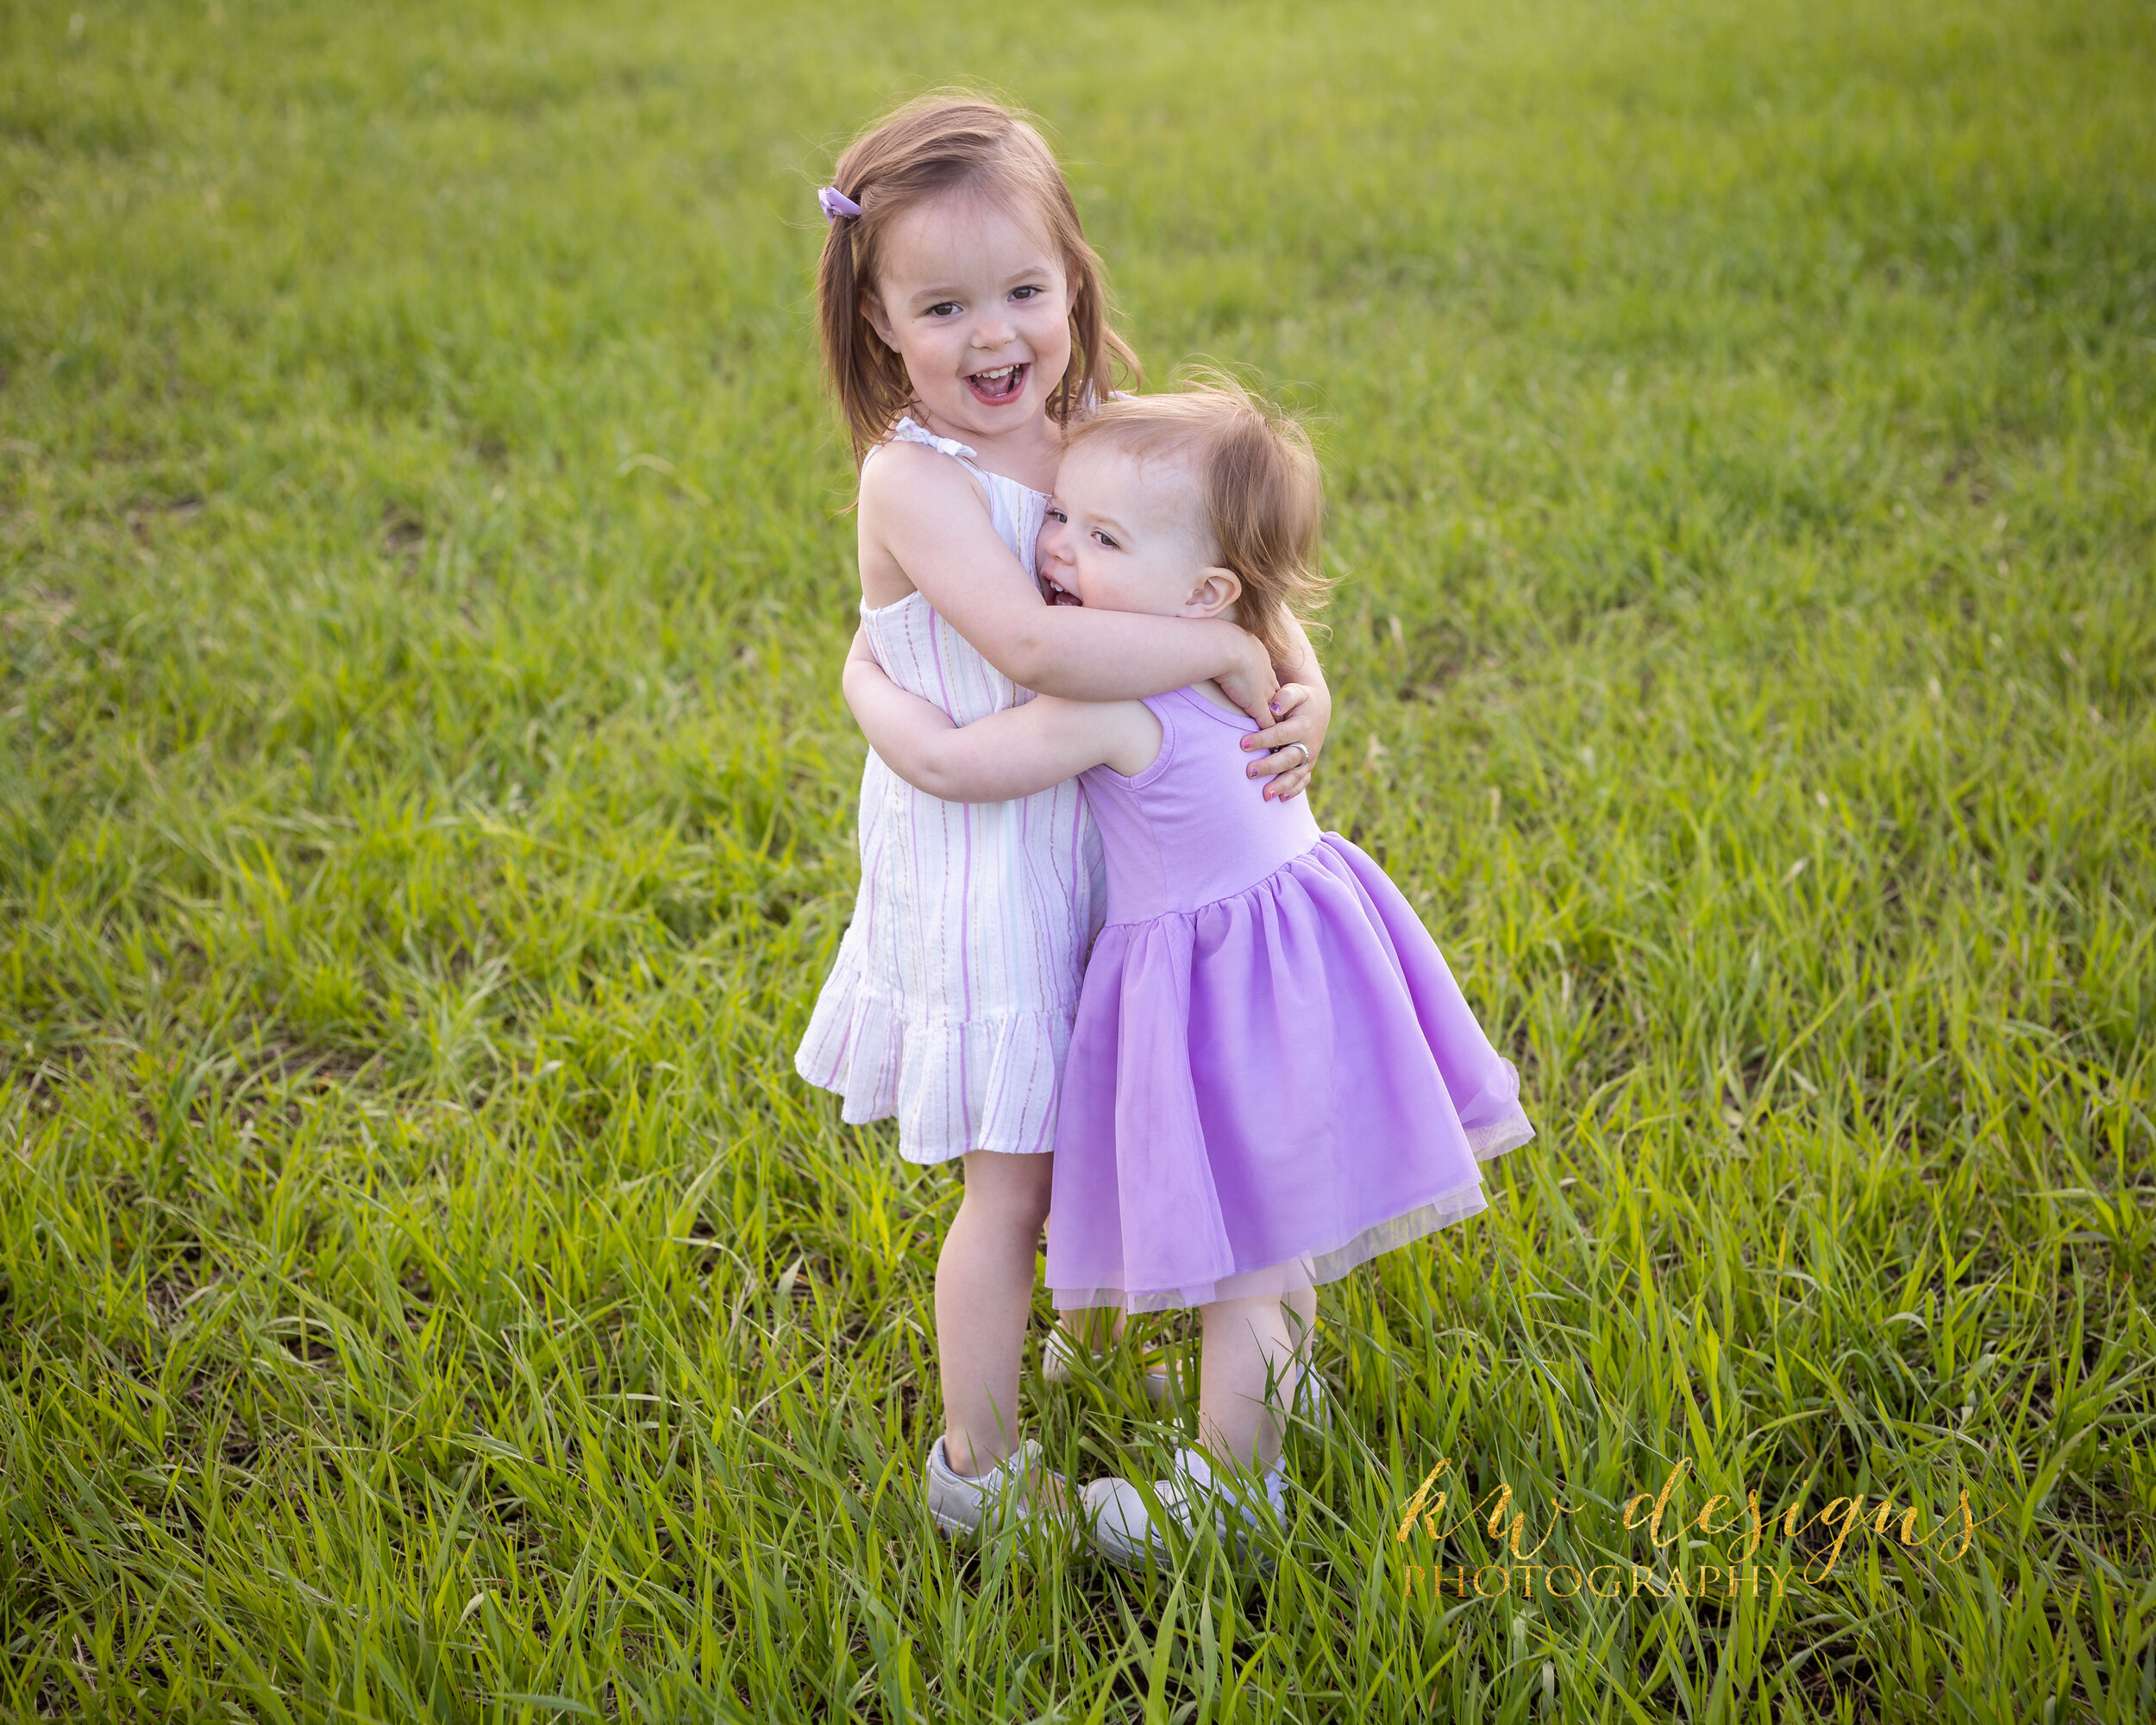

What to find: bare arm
left=861, top=447, right=1280, bottom=723
left=843, top=629, right=1156, bottom=803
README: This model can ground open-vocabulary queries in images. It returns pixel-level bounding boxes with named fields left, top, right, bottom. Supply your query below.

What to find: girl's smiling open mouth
left=967, top=361, right=1028, bottom=405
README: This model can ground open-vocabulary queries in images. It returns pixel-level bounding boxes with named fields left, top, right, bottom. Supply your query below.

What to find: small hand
left=1242, top=682, right=1320, bottom=801
left=1215, top=632, right=1282, bottom=732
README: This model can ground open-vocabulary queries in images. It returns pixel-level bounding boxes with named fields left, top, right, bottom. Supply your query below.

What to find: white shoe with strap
left=1081, top=1446, right=1289, bottom=1571
left=923, top=1435, right=1070, bottom=1543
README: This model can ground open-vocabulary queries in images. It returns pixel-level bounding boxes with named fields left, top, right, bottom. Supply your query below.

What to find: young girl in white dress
left=792, top=95, right=1332, bottom=1536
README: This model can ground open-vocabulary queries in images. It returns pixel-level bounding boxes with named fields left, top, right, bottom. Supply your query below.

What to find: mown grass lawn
left=3, top=1, right=2153, bottom=1719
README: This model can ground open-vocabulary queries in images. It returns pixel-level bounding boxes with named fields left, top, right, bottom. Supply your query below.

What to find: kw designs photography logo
left=1393, top=1456, right=2001, bottom=1605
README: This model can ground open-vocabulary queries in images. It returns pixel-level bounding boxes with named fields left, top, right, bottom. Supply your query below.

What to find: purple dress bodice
left=1081, top=687, right=1321, bottom=925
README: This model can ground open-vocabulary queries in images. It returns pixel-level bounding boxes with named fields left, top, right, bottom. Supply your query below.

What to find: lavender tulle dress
left=1046, top=687, right=1534, bottom=1314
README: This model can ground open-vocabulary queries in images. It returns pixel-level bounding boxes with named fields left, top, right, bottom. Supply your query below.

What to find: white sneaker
left=923, top=1436, right=1069, bottom=1542
left=1042, top=1329, right=1175, bottom=1406
left=1081, top=1446, right=1288, bottom=1571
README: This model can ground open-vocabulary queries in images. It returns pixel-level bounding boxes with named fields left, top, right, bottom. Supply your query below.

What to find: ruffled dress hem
left=1052, top=1103, right=1533, bottom=1311
left=1050, top=1175, right=1483, bottom=1314
left=1463, top=1102, right=1536, bottom=1162
left=794, top=932, right=1076, bottom=1165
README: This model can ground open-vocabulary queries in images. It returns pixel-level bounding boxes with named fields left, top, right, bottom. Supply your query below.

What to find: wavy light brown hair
left=816, top=92, right=1139, bottom=461
left=1066, top=376, right=1329, bottom=665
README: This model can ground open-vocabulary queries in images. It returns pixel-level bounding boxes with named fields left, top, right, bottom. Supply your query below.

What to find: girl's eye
left=1046, top=506, right=1067, bottom=524
left=1012, top=285, right=1041, bottom=301
left=1093, top=530, right=1119, bottom=550
left=928, top=302, right=961, bottom=317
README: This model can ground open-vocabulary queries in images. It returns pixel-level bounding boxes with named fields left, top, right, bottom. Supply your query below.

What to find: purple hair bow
left=818, top=185, right=863, bottom=223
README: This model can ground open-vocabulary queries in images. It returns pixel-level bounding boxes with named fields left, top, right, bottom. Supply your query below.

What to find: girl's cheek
left=1032, top=309, right=1074, bottom=352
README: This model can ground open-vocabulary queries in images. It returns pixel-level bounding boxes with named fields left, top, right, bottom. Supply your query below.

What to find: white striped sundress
left=795, top=418, right=1106, bottom=1164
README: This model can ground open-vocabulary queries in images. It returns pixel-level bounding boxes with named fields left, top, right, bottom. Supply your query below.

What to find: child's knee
left=997, top=1182, right=1051, bottom=1235
left=1202, top=1290, right=1303, bottom=1352
left=960, top=1150, right=1053, bottom=1230
left=1202, top=1291, right=1281, bottom=1332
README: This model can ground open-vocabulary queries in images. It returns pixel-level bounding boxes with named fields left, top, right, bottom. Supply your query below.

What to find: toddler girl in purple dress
left=844, top=380, right=1532, bottom=1566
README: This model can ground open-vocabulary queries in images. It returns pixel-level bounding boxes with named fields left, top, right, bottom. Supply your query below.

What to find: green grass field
left=4, top=0, right=2153, bottom=1718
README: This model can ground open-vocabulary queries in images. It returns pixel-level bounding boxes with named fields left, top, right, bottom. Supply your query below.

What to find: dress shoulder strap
left=867, top=416, right=987, bottom=480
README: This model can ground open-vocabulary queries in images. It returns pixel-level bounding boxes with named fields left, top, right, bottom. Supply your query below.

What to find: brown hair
left=816, top=92, right=1139, bottom=461
left=1067, top=375, right=1328, bottom=664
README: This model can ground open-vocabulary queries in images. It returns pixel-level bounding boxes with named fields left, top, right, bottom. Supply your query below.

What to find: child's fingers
left=1263, top=762, right=1314, bottom=800
left=1241, top=713, right=1318, bottom=759
left=1245, top=741, right=1316, bottom=798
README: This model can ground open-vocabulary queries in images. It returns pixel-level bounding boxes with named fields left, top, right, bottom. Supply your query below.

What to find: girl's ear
left=1183, top=566, right=1244, bottom=623
left=861, top=290, right=898, bottom=353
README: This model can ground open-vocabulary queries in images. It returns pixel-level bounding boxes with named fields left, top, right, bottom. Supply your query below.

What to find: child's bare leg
left=1196, top=1286, right=1318, bottom=1471
left=937, top=1150, right=1053, bottom=1476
